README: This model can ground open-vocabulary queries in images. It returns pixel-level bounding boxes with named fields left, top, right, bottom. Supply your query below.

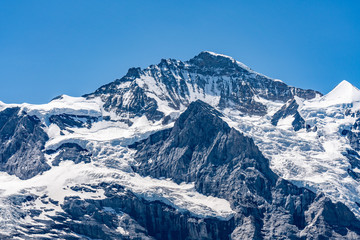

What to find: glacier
left=0, top=51, right=359, bottom=239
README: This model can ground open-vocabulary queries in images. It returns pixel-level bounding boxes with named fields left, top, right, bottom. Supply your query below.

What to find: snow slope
left=0, top=94, right=235, bottom=237
left=0, top=51, right=360, bottom=237
left=320, top=80, right=360, bottom=106
left=2, top=79, right=359, bottom=219
left=225, top=80, right=360, bottom=217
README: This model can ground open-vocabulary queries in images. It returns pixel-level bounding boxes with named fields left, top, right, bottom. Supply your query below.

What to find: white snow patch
left=310, top=80, right=360, bottom=108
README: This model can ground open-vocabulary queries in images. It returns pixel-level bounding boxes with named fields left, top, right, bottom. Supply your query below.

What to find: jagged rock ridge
left=131, top=100, right=360, bottom=239
left=271, top=98, right=306, bottom=131
left=0, top=107, right=49, bottom=179
left=85, top=51, right=320, bottom=122
left=0, top=52, right=360, bottom=240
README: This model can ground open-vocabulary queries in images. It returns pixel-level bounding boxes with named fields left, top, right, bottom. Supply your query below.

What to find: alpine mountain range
left=0, top=51, right=360, bottom=239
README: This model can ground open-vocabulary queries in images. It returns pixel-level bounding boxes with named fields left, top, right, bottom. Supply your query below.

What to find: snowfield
left=0, top=50, right=360, bottom=237
left=1, top=80, right=360, bottom=221
left=0, top=93, right=236, bottom=235
left=226, top=80, right=360, bottom=217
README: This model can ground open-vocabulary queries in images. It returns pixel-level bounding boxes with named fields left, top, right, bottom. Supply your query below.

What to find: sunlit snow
left=1, top=76, right=360, bottom=236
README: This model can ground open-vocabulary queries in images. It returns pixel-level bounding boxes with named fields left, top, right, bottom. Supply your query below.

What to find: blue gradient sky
left=1, top=0, right=359, bottom=104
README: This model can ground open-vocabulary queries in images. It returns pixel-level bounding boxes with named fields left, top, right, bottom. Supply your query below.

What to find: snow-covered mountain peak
left=201, top=51, right=233, bottom=59
left=321, top=80, right=360, bottom=105
left=123, top=67, right=142, bottom=79
left=85, top=52, right=321, bottom=122
left=189, top=51, right=253, bottom=72
left=2, top=52, right=360, bottom=239
left=193, top=51, right=235, bottom=61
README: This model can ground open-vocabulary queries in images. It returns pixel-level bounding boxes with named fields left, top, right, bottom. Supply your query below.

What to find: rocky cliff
left=0, top=52, right=359, bottom=240
left=131, top=100, right=360, bottom=239
left=0, top=107, right=49, bottom=179
left=85, top=51, right=320, bottom=123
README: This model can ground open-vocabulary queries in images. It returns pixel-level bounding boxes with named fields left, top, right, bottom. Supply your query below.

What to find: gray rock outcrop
left=45, top=142, right=92, bottom=166
left=85, top=52, right=321, bottom=122
left=271, top=99, right=305, bottom=131
left=130, top=100, right=360, bottom=239
left=49, top=114, right=98, bottom=130
left=0, top=107, right=50, bottom=179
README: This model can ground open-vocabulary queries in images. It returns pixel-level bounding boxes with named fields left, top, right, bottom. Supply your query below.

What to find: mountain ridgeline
left=84, top=51, right=320, bottom=123
left=130, top=100, right=360, bottom=239
left=0, top=51, right=360, bottom=239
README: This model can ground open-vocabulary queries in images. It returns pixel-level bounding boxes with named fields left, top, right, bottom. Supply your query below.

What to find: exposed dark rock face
left=131, top=100, right=360, bottom=239
left=347, top=118, right=360, bottom=151
left=271, top=99, right=306, bottom=131
left=343, top=149, right=360, bottom=171
left=13, top=183, right=234, bottom=240
left=341, top=118, right=360, bottom=181
left=343, top=149, right=360, bottom=181
left=131, top=100, right=277, bottom=190
left=300, top=193, right=360, bottom=239
left=0, top=107, right=50, bottom=179
left=2, top=52, right=359, bottom=239
left=292, top=112, right=306, bottom=131
left=345, top=109, right=360, bottom=118
left=45, top=143, right=91, bottom=166
left=85, top=52, right=320, bottom=121
left=83, top=72, right=164, bottom=122
left=49, top=114, right=98, bottom=130
left=62, top=183, right=234, bottom=240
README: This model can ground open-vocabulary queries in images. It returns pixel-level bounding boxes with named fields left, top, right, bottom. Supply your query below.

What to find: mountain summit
left=131, top=100, right=360, bottom=239
left=85, top=51, right=320, bottom=123
left=188, top=51, right=253, bottom=72
left=322, top=80, right=360, bottom=105
left=0, top=52, right=360, bottom=239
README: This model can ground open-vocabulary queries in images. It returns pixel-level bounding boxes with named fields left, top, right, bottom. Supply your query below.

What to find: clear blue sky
left=1, top=0, right=359, bottom=104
